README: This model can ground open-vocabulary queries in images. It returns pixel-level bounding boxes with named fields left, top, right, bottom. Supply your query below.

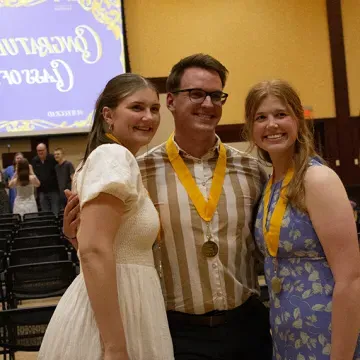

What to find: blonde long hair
left=244, top=79, right=323, bottom=212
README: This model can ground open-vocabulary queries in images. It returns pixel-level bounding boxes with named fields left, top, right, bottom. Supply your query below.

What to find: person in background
left=3, top=152, right=24, bottom=212
left=9, top=158, right=40, bottom=217
left=0, top=167, right=10, bottom=214
left=54, top=148, right=75, bottom=210
left=31, top=143, right=59, bottom=214
left=245, top=79, right=360, bottom=359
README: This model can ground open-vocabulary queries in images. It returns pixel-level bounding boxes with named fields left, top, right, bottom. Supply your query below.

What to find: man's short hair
left=166, top=53, right=228, bottom=92
left=54, top=148, right=64, bottom=153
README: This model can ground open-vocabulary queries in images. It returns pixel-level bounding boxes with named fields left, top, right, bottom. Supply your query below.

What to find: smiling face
left=54, top=149, right=64, bottom=163
left=252, top=95, right=298, bottom=158
left=103, top=87, right=160, bottom=153
left=167, top=67, right=223, bottom=136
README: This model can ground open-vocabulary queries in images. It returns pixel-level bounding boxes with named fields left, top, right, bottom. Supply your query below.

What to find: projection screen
left=0, top=0, right=127, bottom=137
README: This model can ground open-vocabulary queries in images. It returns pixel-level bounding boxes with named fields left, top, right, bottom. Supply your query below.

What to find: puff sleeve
left=76, top=144, right=140, bottom=209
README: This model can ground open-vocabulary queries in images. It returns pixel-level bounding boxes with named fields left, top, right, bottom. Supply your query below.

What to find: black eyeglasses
left=171, top=88, right=228, bottom=106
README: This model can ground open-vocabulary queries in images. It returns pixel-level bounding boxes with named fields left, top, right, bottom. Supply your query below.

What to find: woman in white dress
left=38, top=74, right=174, bottom=360
left=9, top=159, right=40, bottom=217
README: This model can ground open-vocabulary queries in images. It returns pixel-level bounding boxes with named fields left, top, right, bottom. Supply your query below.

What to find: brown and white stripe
left=137, top=139, right=267, bottom=315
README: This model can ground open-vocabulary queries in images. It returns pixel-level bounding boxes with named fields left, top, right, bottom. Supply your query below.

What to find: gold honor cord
left=166, top=135, right=227, bottom=257
left=262, top=167, right=294, bottom=293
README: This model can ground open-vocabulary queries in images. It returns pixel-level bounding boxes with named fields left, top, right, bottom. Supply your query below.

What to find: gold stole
left=165, top=135, right=226, bottom=222
left=262, top=167, right=294, bottom=293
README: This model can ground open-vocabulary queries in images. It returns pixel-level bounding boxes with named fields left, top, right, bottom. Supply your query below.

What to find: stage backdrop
left=0, top=0, right=126, bottom=137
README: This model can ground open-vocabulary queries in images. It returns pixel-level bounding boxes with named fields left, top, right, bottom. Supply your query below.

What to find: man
left=54, top=148, right=75, bottom=210
left=32, top=143, right=60, bottom=214
left=63, top=54, right=272, bottom=359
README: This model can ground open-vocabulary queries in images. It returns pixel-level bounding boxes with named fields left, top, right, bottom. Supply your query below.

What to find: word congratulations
left=0, top=25, right=102, bottom=92
left=0, top=25, right=102, bottom=63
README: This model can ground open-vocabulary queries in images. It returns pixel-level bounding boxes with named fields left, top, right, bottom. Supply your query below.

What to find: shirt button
left=202, top=181, right=206, bottom=186
left=217, top=292, right=222, bottom=297
left=212, top=264, right=217, bottom=269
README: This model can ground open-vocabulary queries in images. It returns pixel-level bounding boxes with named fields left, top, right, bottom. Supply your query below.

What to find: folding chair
left=0, top=230, right=12, bottom=241
left=11, top=235, right=64, bottom=250
left=0, top=214, right=21, bottom=223
left=0, top=224, right=16, bottom=233
left=16, top=226, right=59, bottom=238
left=9, top=246, right=68, bottom=266
left=0, top=305, right=56, bottom=359
left=6, top=261, right=75, bottom=308
left=19, top=219, right=58, bottom=228
left=0, top=217, right=20, bottom=227
left=23, top=212, right=55, bottom=221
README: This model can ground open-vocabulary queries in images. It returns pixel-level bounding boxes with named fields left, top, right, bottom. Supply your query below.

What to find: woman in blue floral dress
left=244, top=80, right=360, bottom=359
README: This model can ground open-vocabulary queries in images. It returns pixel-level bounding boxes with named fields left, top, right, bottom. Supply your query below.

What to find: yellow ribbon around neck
left=105, top=133, right=122, bottom=145
left=165, top=135, right=227, bottom=222
left=262, top=168, right=294, bottom=257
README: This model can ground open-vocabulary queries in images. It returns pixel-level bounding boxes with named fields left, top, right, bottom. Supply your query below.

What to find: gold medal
left=271, top=276, right=282, bottom=294
left=202, top=240, right=219, bottom=257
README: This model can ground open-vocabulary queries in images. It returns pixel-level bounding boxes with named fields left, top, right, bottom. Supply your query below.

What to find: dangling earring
left=108, top=123, right=113, bottom=132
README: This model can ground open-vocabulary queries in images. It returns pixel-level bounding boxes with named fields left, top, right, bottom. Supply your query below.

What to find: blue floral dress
left=254, top=159, right=360, bottom=359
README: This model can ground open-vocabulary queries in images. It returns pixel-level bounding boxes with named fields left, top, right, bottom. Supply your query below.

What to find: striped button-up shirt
left=137, top=138, right=267, bottom=315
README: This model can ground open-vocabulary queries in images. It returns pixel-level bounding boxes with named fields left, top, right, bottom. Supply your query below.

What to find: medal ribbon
left=165, top=135, right=226, bottom=222
left=105, top=133, right=122, bottom=145
left=262, top=168, right=294, bottom=257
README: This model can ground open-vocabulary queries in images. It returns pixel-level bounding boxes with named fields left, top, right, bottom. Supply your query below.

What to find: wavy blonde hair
left=243, top=79, right=323, bottom=212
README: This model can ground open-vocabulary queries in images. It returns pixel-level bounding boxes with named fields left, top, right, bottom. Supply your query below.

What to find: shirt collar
left=172, top=134, right=221, bottom=161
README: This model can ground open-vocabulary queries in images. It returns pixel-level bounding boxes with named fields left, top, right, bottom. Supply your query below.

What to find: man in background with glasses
left=63, top=54, right=272, bottom=359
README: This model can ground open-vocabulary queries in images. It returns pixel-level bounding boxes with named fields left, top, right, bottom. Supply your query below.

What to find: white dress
left=13, top=183, right=38, bottom=217
left=38, top=144, right=174, bottom=360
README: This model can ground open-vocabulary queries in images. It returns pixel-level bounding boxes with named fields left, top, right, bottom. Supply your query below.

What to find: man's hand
left=63, top=189, right=80, bottom=249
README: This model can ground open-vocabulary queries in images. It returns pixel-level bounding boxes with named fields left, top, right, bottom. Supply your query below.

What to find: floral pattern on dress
left=254, top=159, right=360, bottom=360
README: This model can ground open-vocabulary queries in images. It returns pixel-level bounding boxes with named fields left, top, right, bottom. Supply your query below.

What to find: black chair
left=9, top=246, right=68, bottom=266
left=0, top=239, right=9, bottom=253
left=11, top=235, right=64, bottom=250
left=70, top=248, right=79, bottom=265
left=0, top=250, right=8, bottom=309
left=0, top=218, right=19, bottom=226
left=19, top=219, right=58, bottom=228
left=0, top=223, right=16, bottom=232
left=23, top=212, right=55, bottom=221
left=0, top=230, right=12, bottom=242
left=0, top=305, right=56, bottom=359
left=0, top=214, right=21, bottom=223
left=16, top=226, right=59, bottom=238
left=6, top=261, right=76, bottom=308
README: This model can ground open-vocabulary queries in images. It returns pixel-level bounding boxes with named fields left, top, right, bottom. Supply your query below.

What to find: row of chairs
left=0, top=212, right=78, bottom=311
left=0, top=211, right=74, bottom=358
